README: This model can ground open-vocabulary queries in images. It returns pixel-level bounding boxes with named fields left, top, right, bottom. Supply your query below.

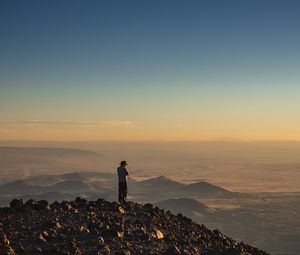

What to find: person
left=117, top=160, right=129, bottom=203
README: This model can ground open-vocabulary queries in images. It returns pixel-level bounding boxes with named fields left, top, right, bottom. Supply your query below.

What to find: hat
left=120, top=161, right=128, bottom=165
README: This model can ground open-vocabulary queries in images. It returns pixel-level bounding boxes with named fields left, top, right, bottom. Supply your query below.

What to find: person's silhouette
left=117, top=161, right=129, bottom=203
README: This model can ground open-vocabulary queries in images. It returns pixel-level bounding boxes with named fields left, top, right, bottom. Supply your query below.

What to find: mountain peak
left=184, top=181, right=230, bottom=194
left=0, top=198, right=269, bottom=255
left=140, top=175, right=183, bottom=185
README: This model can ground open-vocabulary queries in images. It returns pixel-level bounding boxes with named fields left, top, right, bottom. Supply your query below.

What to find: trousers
left=118, top=182, right=128, bottom=203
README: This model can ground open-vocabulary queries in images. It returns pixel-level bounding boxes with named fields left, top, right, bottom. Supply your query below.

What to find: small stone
left=0, top=233, right=10, bottom=245
left=54, top=222, right=62, bottom=229
left=80, top=225, right=90, bottom=233
left=34, top=246, right=42, bottom=254
left=15, top=244, right=25, bottom=253
left=117, top=231, right=124, bottom=238
left=152, top=228, right=164, bottom=239
left=37, top=233, right=46, bottom=243
left=118, top=248, right=131, bottom=255
left=98, top=236, right=105, bottom=245
left=57, top=233, right=66, bottom=241
left=118, top=206, right=125, bottom=214
left=166, top=244, right=181, bottom=255
left=101, top=244, right=110, bottom=253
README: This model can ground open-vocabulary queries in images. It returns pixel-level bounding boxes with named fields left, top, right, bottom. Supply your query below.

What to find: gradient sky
left=1, top=0, right=300, bottom=141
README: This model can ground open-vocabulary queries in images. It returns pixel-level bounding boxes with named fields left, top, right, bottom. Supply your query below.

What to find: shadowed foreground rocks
left=0, top=198, right=269, bottom=255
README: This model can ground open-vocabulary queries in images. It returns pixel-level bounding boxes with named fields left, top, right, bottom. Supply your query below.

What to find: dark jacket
left=117, top=166, right=129, bottom=183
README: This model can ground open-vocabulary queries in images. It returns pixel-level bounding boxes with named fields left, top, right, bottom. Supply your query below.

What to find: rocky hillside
left=0, top=198, right=269, bottom=255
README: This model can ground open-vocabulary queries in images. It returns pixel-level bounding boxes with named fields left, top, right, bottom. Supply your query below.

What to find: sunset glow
left=1, top=1, right=300, bottom=141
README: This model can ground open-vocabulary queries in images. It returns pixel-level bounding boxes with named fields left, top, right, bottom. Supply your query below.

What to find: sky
left=1, top=0, right=300, bottom=141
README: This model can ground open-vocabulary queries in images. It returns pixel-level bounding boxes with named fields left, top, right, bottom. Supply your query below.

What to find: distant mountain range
left=133, top=175, right=185, bottom=191
left=0, top=180, right=94, bottom=194
left=0, top=172, right=233, bottom=198
left=154, top=197, right=215, bottom=218
left=0, top=180, right=44, bottom=195
left=130, top=175, right=233, bottom=198
left=182, top=181, right=231, bottom=194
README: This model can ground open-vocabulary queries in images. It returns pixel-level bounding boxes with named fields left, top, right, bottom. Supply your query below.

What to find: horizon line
left=1, top=139, right=300, bottom=143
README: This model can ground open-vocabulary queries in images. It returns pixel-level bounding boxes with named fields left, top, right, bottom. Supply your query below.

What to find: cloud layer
left=0, top=120, right=136, bottom=128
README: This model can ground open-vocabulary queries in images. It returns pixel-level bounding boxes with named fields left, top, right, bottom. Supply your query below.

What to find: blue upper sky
left=1, top=0, right=300, bottom=140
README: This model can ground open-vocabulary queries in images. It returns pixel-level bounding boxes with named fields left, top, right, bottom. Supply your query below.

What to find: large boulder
left=9, top=199, right=23, bottom=210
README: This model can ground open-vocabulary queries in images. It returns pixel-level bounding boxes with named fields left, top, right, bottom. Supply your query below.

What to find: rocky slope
left=0, top=198, right=269, bottom=255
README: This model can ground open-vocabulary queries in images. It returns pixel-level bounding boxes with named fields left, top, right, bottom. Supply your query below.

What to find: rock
left=15, top=244, right=25, bottom=253
left=36, top=233, right=47, bottom=243
left=152, top=228, right=164, bottom=239
left=44, top=245, right=60, bottom=253
left=34, top=246, right=42, bottom=253
left=166, top=244, right=181, bottom=254
left=79, top=225, right=90, bottom=233
left=1, top=246, right=16, bottom=255
left=144, top=203, right=153, bottom=210
left=0, top=233, right=10, bottom=245
left=45, top=220, right=61, bottom=229
left=24, top=198, right=36, bottom=208
left=101, top=244, right=111, bottom=253
left=98, top=236, right=105, bottom=245
left=118, top=248, right=132, bottom=255
left=58, top=233, right=66, bottom=241
left=47, top=228, right=58, bottom=238
left=118, top=206, right=125, bottom=214
left=9, top=199, right=23, bottom=210
left=117, top=231, right=124, bottom=238
left=0, top=198, right=269, bottom=255
left=35, top=200, right=50, bottom=210
left=75, top=197, right=87, bottom=206
left=61, top=201, right=73, bottom=211
left=51, top=201, right=61, bottom=208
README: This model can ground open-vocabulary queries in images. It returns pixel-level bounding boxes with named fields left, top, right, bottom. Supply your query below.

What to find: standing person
left=117, top=161, right=129, bottom=203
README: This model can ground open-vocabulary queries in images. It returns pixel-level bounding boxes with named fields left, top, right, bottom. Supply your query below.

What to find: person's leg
left=119, top=182, right=126, bottom=203
left=123, top=182, right=128, bottom=202
left=118, top=182, right=123, bottom=203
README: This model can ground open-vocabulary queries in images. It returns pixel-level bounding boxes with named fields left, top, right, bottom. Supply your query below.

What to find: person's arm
left=124, top=168, right=129, bottom=176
